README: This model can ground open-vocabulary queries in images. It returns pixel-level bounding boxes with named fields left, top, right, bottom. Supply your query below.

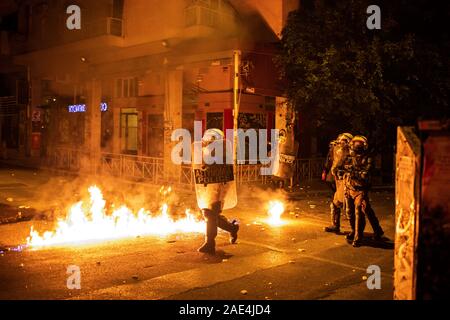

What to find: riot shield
left=272, top=98, right=298, bottom=179
left=331, top=144, right=349, bottom=177
left=272, top=141, right=299, bottom=179
left=192, top=139, right=237, bottom=211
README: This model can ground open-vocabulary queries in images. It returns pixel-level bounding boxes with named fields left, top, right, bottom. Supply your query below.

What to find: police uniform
left=343, top=136, right=384, bottom=247
left=194, top=129, right=239, bottom=255
left=324, top=133, right=353, bottom=233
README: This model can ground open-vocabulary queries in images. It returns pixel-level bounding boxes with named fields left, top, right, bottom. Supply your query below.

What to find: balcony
left=184, top=0, right=237, bottom=38
left=0, top=96, right=19, bottom=116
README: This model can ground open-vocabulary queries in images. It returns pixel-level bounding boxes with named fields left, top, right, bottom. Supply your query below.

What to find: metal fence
left=100, top=153, right=164, bottom=184
left=42, top=147, right=87, bottom=172
left=41, top=148, right=324, bottom=187
left=294, top=158, right=325, bottom=182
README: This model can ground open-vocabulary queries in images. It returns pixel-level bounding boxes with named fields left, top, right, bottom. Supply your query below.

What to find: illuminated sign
left=68, top=104, right=86, bottom=113
left=68, top=102, right=108, bottom=113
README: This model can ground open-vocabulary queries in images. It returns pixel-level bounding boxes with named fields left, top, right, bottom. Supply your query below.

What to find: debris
left=222, top=259, right=228, bottom=263
left=265, top=296, right=271, bottom=300
left=176, top=251, right=185, bottom=254
left=298, top=249, right=306, bottom=253
left=96, top=261, right=101, bottom=266
left=295, top=214, right=299, bottom=218
left=309, top=204, right=316, bottom=209
left=289, top=260, right=295, bottom=264
left=240, top=290, right=248, bottom=295
left=166, top=240, right=176, bottom=243
left=362, top=275, right=368, bottom=281
left=19, top=263, right=24, bottom=268
left=132, top=275, right=139, bottom=280
left=291, top=238, right=296, bottom=242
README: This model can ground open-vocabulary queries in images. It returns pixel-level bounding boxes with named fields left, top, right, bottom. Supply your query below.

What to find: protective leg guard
left=324, top=202, right=341, bottom=233
left=198, top=209, right=218, bottom=254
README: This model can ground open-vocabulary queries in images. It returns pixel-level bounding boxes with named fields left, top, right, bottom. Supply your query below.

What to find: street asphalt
left=0, top=165, right=395, bottom=300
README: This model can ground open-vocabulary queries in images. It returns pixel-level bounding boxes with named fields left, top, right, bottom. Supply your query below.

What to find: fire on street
left=0, top=168, right=394, bottom=300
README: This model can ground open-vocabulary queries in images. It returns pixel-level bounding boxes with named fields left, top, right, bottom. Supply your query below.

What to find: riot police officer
left=322, top=139, right=337, bottom=194
left=343, top=136, right=384, bottom=247
left=324, top=133, right=353, bottom=233
left=193, top=129, right=239, bottom=255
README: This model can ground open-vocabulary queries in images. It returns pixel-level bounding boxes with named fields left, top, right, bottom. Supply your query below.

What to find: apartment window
left=112, top=0, right=124, bottom=19
left=120, top=108, right=138, bottom=154
left=115, top=78, right=138, bottom=98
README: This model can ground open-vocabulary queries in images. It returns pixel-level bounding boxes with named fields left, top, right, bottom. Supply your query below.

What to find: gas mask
left=351, top=142, right=365, bottom=155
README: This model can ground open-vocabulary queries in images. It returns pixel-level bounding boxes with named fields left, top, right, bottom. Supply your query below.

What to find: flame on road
left=266, top=200, right=285, bottom=226
left=27, top=186, right=205, bottom=247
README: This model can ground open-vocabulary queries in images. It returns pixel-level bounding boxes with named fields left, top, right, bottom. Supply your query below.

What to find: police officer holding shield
left=324, top=133, right=353, bottom=233
left=193, top=129, right=239, bottom=255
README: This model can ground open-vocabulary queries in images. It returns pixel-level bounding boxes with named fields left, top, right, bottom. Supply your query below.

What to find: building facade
left=1, top=0, right=306, bottom=182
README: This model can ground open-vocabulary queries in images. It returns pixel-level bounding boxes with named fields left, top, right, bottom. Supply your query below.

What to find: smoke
left=29, top=173, right=201, bottom=222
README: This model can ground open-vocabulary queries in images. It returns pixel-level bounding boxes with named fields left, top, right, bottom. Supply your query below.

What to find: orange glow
left=27, top=186, right=205, bottom=247
left=266, top=200, right=285, bottom=226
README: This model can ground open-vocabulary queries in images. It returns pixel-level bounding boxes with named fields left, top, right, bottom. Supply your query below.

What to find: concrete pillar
left=163, top=69, right=183, bottom=182
left=82, top=79, right=102, bottom=173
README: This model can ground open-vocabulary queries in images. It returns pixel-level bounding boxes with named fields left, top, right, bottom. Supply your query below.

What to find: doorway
left=120, top=108, right=138, bottom=155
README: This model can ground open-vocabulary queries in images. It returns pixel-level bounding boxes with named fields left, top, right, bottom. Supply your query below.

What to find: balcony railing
left=184, top=4, right=236, bottom=30
left=0, top=96, right=18, bottom=116
left=41, top=147, right=325, bottom=189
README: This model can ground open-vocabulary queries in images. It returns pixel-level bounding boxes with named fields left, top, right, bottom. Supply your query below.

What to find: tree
left=276, top=0, right=449, bottom=153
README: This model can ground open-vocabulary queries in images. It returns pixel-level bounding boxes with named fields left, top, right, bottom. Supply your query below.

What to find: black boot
left=366, top=205, right=384, bottom=241
left=230, top=220, right=239, bottom=244
left=346, top=232, right=355, bottom=241
left=198, top=209, right=218, bottom=255
left=324, top=225, right=340, bottom=233
left=218, top=215, right=239, bottom=244
left=352, top=240, right=362, bottom=247
left=352, top=208, right=366, bottom=248
left=198, top=239, right=216, bottom=254
left=325, top=202, right=341, bottom=233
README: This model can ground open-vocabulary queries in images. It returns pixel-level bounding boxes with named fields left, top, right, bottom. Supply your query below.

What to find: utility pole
left=233, top=50, right=241, bottom=167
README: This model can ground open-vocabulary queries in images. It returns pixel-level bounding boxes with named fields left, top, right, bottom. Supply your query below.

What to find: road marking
left=70, top=251, right=293, bottom=300
left=240, top=240, right=392, bottom=278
